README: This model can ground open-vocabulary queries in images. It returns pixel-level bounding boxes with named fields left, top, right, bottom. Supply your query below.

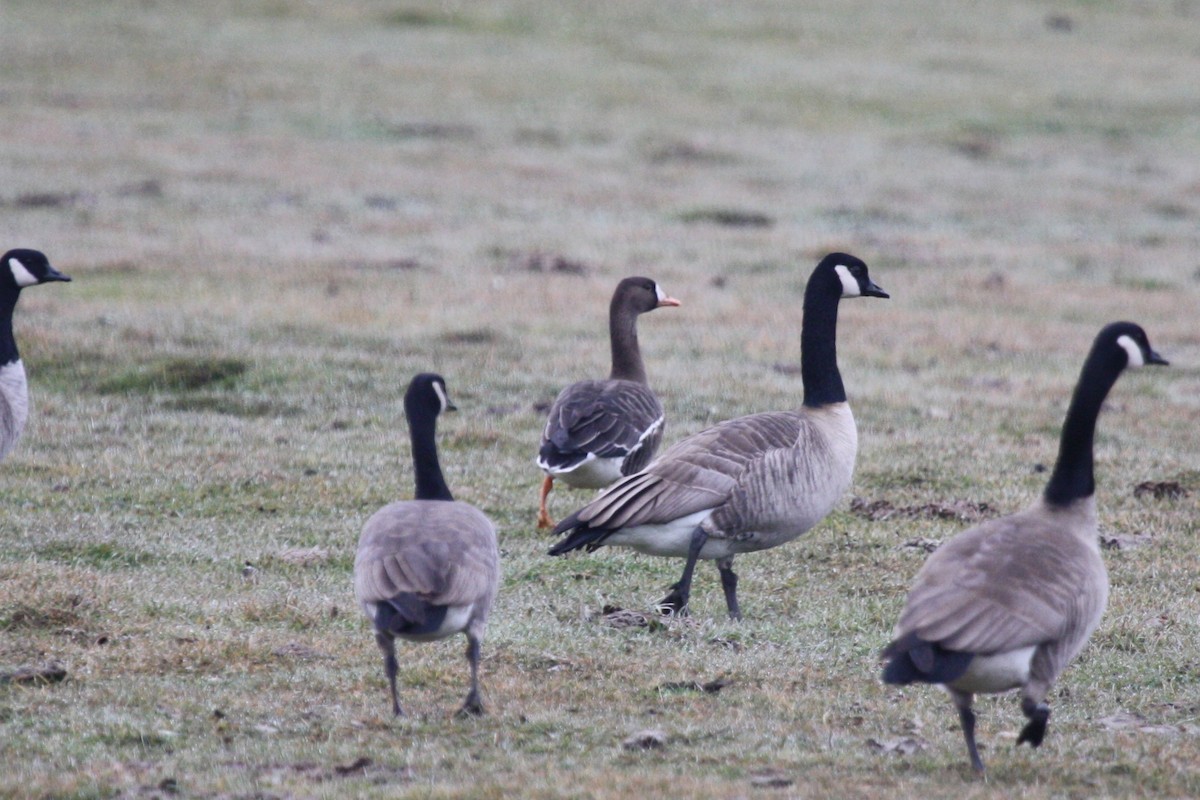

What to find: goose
left=1, top=248, right=71, bottom=463
left=536, top=276, right=680, bottom=529
left=881, top=321, right=1168, bottom=773
left=354, top=373, right=500, bottom=717
left=548, top=253, right=888, bottom=620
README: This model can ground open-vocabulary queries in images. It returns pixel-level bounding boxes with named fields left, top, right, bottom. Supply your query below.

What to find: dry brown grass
left=2, top=1, right=1199, bottom=798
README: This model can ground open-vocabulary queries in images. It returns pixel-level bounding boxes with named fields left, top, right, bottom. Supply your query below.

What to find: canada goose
left=536, top=276, right=681, bottom=529
left=354, top=373, right=500, bottom=717
left=881, top=322, right=1168, bottom=773
left=1, top=249, right=71, bottom=463
left=548, top=253, right=888, bottom=620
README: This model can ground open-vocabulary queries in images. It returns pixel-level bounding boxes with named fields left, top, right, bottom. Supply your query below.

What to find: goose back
left=538, top=377, right=664, bottom=487
left=553, top=403, right=857, bottom=559
left=355, top=499, right=499, bottom=638
left=887, top=498, right=1106, bottom=682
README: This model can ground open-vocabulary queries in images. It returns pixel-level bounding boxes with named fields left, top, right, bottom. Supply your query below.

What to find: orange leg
left=536, top=475, right=555, bottom=529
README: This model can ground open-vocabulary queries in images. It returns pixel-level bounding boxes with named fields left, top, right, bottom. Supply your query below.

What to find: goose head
left=3, top=249, right=71, bottom=293
left=1101, top=321, right=1168, bottom=370
left=405, top=373, right=456, bottom=421
left=817, top=253, right=888, bottom=299
left=613, top=277, right=681, bottom=316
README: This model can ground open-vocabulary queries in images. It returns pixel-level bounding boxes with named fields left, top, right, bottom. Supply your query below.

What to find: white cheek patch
left=9, top=258, right=38, bottom=288
left=432, top=380, right=451, bottom=412
left=833, top=264, right=861, bottom=297
left=1117, top=334, right=1145, bottom=368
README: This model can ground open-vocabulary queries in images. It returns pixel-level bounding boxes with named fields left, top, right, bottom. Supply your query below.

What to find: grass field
left=2, top=1, right=1199, bottom=797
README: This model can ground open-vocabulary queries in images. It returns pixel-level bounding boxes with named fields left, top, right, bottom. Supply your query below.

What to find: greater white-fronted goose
left=882, top=321, right=1168, bottom=772
left=1, top=248, right=71, bottom=463
left=354, top=373, right=500, bottom=717
left=536, top=276, right=680, bottom=529
left=548, top=253, right=888, bottom=619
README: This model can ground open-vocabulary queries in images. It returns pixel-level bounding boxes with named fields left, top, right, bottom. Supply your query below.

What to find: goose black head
left=2, top=249, right=71, bottom=292
left=817, top=253, right=888, bottom=299
left=1098, top=321, right=1168, bottom=370
left=405, top=373, right=456, bottom=420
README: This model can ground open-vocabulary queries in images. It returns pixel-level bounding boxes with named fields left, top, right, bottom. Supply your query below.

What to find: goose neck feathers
left=801, top=253, right=886, bottom=408
left=607, top=276, right=678, bottom=384
left=405, top=373, right=455, bottom=502
left=1043, top=322, right=1167, bottom=507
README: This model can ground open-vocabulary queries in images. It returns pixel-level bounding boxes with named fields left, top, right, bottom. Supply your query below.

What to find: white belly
left=604, top=510, right=729, bottom=558
left=0, top=360, right=29, bottom=461
left=948, top=646, right=1036, bottom=694
left=551, top=455, right=625, bottom=489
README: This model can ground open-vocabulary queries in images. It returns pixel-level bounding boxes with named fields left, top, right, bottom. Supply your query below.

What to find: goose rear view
left=354, top=373, right=500, bottom=717
left=881, top=321, right=1168, bottom=773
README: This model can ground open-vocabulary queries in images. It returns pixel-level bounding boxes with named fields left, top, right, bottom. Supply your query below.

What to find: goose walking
left=354, top=373, right=500, bottom=717
left=548, top=254, right=888, bottom=619
left=536, top=276, right=680, bottom=529
left=881, top=322, right=1168, bottom=772
left=2, top=248, right=71, bottom=463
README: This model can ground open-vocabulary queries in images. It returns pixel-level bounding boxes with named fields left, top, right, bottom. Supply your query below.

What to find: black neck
left=1043, top=345, right=1125, bottom=507
left=0, top=290, right=18, bottom=365
left=801, top=269, right=846, bottom=407
left=608, top=301, right=647, bottom=384
left=409, top=408, right=453, bottom=501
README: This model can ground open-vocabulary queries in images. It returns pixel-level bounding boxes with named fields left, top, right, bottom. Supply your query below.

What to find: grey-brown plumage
left=882, top=321, right=1168, bottom=772
left=549, top=254, right=888, bottom=619
left=354, top=373, right=499, bottom=717
left=536, top=276, right=680, bottom=529
left=1, top=248, right=71, bottom=463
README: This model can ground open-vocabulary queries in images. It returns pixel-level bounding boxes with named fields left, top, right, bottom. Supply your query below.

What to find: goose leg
left=1016, top=696, right=1050, bottom=748
left=657, top=526, right=707, bottom=616
left=375, top=632, right=403, bottom=716
left=950, top=689, right=984, bottom=773
left=536, top=475, right=555, bottom=529
left=716, top=556, right=741, bottom=621
left=456, top=630, right=485, bottom=718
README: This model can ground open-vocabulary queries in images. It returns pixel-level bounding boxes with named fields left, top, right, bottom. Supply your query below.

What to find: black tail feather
left=881, top=632, right=974, bottom=686
left=375, top=593, right=449, bottom=636
left=547, top=524, right=612, bottom=556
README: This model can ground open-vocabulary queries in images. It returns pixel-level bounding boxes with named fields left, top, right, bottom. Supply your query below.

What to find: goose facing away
left=536, top=276, right=680, bottom=529
left=1, top=249, right=71, bottom=463
left=548, top=254, right=888, bottom=620
left=354, top=373, right=500, bottom=717
left=881, top=322, right=1167, bottom=773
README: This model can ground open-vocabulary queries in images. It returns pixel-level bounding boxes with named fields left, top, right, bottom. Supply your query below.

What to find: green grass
left=2, top=1, right=1199, bottom=798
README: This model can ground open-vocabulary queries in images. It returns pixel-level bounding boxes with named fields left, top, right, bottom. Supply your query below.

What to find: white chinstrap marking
left=9, top=258, right=38, bottom=288
left=1116, top=334, right=1145, bottom=368
left=833, top=264, right=861, bottom=297
left=432, top=380, right=451, bottom=412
